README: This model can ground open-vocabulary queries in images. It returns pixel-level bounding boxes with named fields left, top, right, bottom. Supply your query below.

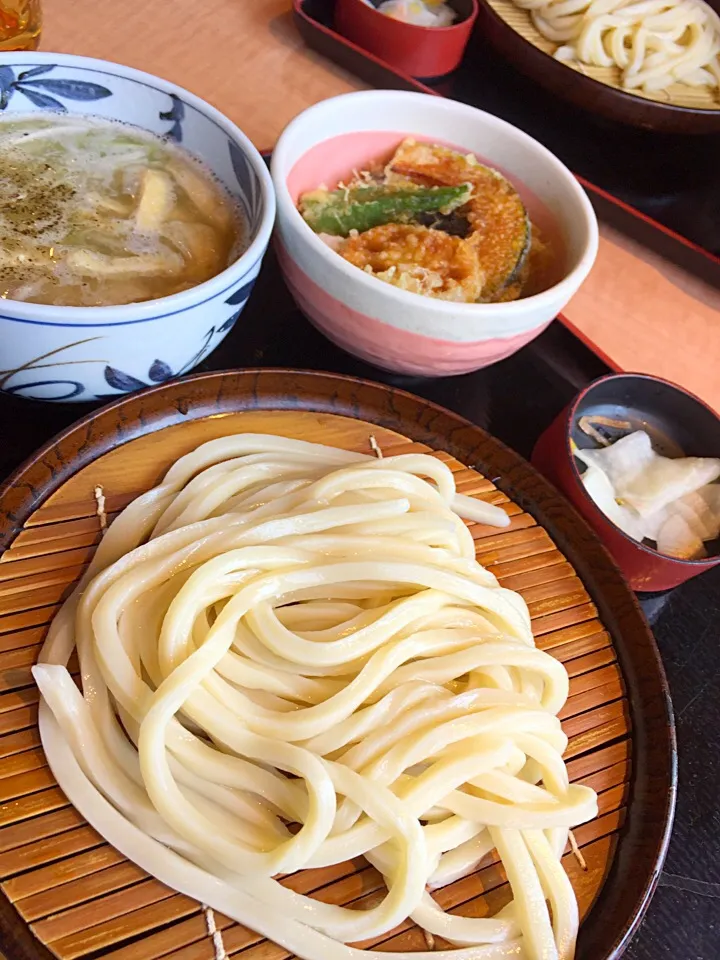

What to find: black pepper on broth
left=0, top=114, right=246, bottom=307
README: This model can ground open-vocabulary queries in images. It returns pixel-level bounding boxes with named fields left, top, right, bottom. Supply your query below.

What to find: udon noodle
left=512, top=0, right=720, bottom=95
left=34, top=434, right=598, bottom=960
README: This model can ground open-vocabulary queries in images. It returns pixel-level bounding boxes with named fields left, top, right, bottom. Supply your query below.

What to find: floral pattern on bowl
left=0, top=54, right=274, bottom=403
left=0, top=279, right=257, bottom=402
left=0, top=64, right=112, bottom=111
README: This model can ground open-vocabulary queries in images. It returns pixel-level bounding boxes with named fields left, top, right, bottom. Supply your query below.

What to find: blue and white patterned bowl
left=0, top=53, right=275, bottom=402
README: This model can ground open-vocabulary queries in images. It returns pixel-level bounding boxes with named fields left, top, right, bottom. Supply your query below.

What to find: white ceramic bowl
left=0, top=53, right=275, bottom=402
left=271, top=90, right=599, bottom=377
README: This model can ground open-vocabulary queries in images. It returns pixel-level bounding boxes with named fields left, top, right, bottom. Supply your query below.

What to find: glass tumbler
left=0, top=0, right=41, bottom=51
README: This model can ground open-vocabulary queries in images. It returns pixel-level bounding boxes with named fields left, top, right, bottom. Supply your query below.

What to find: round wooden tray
left=477, top=0, right=720, bottom=133
left=0, top=369, right=676, bottom=960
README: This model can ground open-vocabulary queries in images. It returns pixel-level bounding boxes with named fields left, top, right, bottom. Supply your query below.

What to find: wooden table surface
left=0, top=8, right=715, bottom=960
left=37, top=0, right=719, bottom=412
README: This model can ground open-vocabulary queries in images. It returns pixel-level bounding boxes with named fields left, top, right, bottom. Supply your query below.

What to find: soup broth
left=0, top=114, right=245, bottom=306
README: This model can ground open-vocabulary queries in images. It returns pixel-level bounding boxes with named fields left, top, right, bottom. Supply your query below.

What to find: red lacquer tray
left=292, top=0, right=720, bottom=409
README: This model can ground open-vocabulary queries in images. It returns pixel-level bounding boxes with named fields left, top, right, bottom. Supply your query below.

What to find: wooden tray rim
left=0, top=367, right=677, bottom=960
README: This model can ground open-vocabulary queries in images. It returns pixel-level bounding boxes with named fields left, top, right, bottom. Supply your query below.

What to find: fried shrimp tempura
left=387, top=138, right=483, bottom=189
left=340, top=223, right=484, bottom=302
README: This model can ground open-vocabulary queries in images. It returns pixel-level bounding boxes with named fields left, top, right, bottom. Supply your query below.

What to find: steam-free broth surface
left=0, top=114, right=245, bottom=306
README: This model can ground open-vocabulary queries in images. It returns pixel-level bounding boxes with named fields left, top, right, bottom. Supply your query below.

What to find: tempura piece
left=341, top=223, right=484, bottom=302
left=299, top=183, right=472, bottom=237
left=388, top=139, right=531, bottom=298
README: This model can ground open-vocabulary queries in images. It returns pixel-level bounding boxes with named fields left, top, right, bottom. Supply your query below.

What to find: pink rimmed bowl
left=271, top=90, right=599, bottom=377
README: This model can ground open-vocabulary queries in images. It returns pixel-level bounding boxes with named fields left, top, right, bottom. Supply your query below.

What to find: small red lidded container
left=335, top=0, right=478, bottom=79
left=532, top=373, right=720, bottom=593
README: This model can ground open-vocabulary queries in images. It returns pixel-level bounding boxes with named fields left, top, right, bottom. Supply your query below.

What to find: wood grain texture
left=41, top=0, right=365, bottom=151
left=564, top=222, right=720, bottom=414
left=0, top=370, right=676, bottom=960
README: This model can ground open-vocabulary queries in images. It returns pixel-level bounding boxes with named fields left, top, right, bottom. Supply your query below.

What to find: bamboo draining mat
left=486, top=0, right=720, bottom=112
left=0, top=410, right=630, bottom=960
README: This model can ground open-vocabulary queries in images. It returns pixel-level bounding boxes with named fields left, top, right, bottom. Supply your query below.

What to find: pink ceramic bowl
left=271, top=91, right=599, bottom=377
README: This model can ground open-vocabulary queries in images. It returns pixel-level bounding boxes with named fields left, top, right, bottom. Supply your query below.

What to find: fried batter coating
left=388, top=139, right=483, bottom=189
left=341, top=223, right=483, bottom=303
left=388, top=139, right=531, bottom=299
left=300, top=182, right=471, bottom=237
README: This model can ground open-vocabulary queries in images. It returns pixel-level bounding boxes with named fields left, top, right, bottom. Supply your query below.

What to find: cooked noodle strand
left=35, top=434, right=597, bottom=960
left=513, top=0, right=720, bottom=96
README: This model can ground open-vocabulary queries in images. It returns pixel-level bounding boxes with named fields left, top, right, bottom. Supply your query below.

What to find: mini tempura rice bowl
left=0, top=53, right=274, bottom=403
left=271, top=91, right=598, bottom=377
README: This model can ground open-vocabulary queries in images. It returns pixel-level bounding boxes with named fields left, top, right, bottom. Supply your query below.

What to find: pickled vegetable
left=299, top=182, right=472, bottom=237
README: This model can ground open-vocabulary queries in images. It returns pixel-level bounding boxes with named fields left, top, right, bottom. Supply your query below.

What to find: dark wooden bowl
left=0, top=369, right=675, bottom=960
left=476, top=0, right=720, bottom=133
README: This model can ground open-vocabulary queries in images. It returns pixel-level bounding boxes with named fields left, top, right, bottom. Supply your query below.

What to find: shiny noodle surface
left=34, top=435, right=597, bottom=960
left=513, top=0, right=720, bottom=94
